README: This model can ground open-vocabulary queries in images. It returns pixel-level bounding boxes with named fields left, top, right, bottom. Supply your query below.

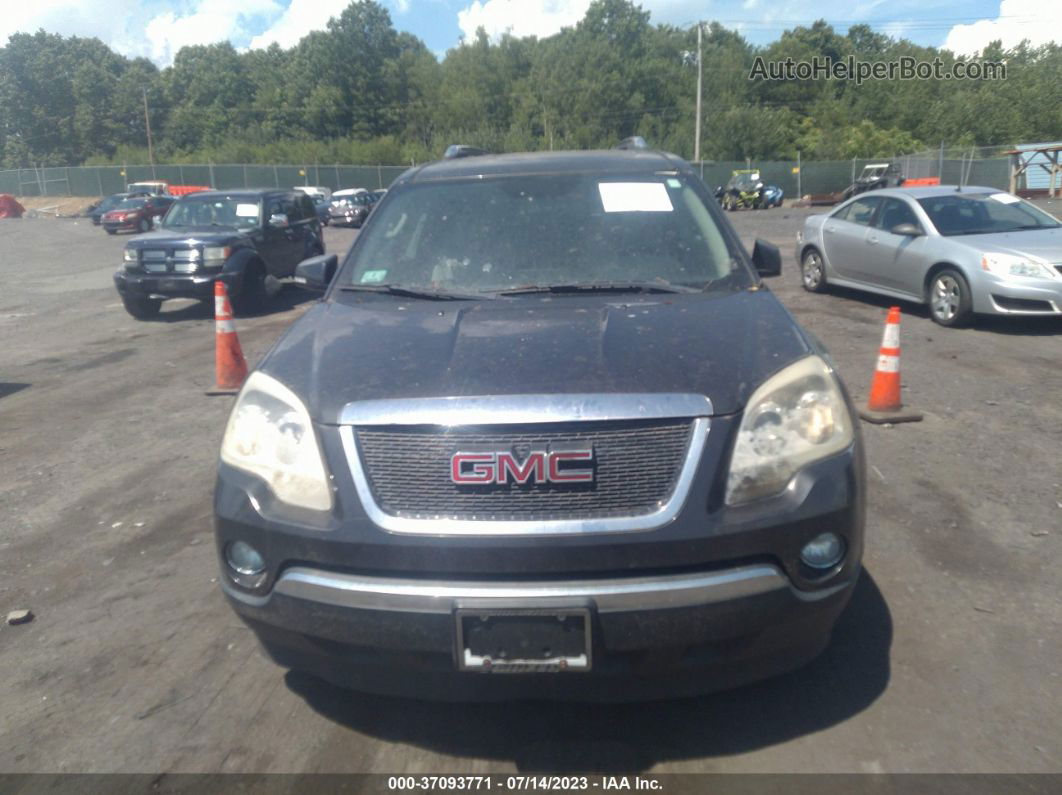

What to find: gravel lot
left=0, top=203, right=1059, bottom=774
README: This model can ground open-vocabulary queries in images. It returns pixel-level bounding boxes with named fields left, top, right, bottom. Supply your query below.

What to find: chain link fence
left=0, top=163, right=410, bottom=198
left=1, top=152, right=1016, bottom=200
left=695, top=151, right=1012, bottom=198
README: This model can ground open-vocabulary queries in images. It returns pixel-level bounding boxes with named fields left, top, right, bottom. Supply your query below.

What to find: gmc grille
left=355, top=419, right=694, bottom=521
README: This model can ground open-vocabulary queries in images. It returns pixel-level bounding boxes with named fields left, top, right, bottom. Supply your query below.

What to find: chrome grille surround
left=337, top=394, right=712, bottom=536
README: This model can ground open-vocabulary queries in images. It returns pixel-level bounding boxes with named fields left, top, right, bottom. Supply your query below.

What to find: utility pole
left=142, top=87, right=155, bottom=174
left=694, top=22, right=702, bottom=164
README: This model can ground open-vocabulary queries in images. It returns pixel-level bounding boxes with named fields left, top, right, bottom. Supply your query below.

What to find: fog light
left=226, top=541, right=265, bottom=576
left=800, top=533, right=845, bottom=570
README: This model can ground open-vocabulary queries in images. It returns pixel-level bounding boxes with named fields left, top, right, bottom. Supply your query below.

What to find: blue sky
left=0, top=0, right=1055, bottom=65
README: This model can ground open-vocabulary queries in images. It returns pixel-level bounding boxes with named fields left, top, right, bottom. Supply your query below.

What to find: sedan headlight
left=726, top=356, right=853, bottom=505
left=981, top=253, right=1055, bottom=280
left=220, top=371, right=332, bottom=511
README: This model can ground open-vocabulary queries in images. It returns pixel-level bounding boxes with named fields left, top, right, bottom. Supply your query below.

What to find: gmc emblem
left=451, top=448, right=594, bottom=485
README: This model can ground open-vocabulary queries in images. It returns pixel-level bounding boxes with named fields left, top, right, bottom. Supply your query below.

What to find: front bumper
left=974, top=275, right=1062, bottom=315
left=103, top=220, right=137, bottom=232
left=214, top=407, right=865, bottom=700
left=223, top=562, right=856, bottom=701
left=113, top=268, right=240, bottom=300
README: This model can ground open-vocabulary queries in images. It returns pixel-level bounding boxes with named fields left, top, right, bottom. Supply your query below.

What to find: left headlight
left=203, top=246, right=231, bottom=269
left=220, top=371, right=333, bottom=512
left=123, top=248, right=137, bottom=264
left=981, top=253, right=1056, bottom=280
left=726, top=356, right=854, bottom=506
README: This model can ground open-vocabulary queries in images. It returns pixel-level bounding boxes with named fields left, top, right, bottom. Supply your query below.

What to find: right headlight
left=726, top=356, right=853, bottom=505
left=220, top=371, right=333, bottom=512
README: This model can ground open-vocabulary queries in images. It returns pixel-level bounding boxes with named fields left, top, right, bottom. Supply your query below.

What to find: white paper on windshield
left=236, top=203, right=259, bottom=217
left=989, top=192, right=1021, bottom=204
left=598, top=182, right=673, bottom=213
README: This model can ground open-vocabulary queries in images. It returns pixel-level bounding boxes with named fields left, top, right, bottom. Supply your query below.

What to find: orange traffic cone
left=209, top=281, right=248, bottom=394
left=858, top=306, right=922, bottom=424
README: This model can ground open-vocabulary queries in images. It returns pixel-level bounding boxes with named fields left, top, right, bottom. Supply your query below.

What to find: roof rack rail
left=614, top=136, right=649, bottom=151
left=443, top=144, right=490, bottom=159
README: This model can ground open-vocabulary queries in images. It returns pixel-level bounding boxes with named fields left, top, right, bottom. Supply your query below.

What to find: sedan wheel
left=138, top=217, right=150, bottom=233
left=928, top=269, right=972, bottom=327
left=801, top=249, right=827, bottom=293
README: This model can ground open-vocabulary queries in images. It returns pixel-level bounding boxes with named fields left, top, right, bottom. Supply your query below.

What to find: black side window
left=876, top=198, right=920, bottom=232
left=840, top=197, right=881, bottom=226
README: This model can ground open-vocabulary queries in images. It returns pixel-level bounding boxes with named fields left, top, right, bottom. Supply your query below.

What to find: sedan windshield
left=918, top=192, right=1061, bottom=236
left=162, top=196, right=260, bottom=229
left=115, top=198, right=147, bottom=210
left=342, top=173, right=745, bottom=294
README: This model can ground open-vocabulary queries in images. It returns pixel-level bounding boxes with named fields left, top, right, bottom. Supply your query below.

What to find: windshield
left=115, top=198, right=147, bottom=210
left=918, top=192, right=1062, bottom=236
left=162, top=196, right=260, bottom=229
left=340, top=173, right=744, bottom=294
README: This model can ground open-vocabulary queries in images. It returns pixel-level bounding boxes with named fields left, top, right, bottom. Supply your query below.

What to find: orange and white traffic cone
left=209, top=281, right=248, bottom=394
left=858, top=306, right=922, bottom=424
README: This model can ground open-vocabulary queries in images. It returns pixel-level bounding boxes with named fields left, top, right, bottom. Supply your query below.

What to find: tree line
left=1, top=0, right=1059, bottom=169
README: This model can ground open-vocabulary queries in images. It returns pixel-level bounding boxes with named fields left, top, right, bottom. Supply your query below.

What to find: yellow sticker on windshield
left=598, top=182, right=673, bottom=213
left=361, top=269, right=387, bottom=283
left=989, top=192, right=1021, bottom=204
left=236, top=203, right=259, bottom=217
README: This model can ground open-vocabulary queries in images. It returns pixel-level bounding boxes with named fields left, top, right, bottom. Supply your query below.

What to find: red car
left=102, top=195, right=176, bottom=234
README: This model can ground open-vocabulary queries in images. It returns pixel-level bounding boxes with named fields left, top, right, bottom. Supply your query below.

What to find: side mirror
left=293, top=253, right=338, bottom=291
left=269, top=213, right=290, bottom=229
left=891, top=222, right=922, bottom=236
left=751, top=239, right=782, bottom=277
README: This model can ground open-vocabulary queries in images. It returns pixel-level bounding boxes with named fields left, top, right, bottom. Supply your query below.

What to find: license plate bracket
left=455, top=608, right=591, bottom=673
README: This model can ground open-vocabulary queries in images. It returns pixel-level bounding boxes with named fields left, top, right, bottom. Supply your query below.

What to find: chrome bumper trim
left=225, top=563, right=798, bottom=614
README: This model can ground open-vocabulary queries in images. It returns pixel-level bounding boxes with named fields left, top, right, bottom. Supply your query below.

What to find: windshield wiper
left=496, top=281, right=702, bottom=296
left=338, top=284, right=494, bottom=300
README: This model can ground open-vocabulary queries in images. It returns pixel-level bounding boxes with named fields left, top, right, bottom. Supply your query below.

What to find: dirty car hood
left=262, top=289, right=812, bottom=422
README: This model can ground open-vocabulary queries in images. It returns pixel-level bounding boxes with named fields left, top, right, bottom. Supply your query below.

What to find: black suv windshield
left=342, top=173, right=745, bottom=294
left=162, top=196, right=261, bottom=229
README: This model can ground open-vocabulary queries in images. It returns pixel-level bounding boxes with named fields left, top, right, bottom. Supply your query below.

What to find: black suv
left=214, top=146, right=865, bottom=701
left=113, top=189, right=324, bottom=319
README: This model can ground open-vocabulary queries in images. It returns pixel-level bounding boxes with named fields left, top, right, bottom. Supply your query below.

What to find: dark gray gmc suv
left=214, top=143, right=866, bottom=701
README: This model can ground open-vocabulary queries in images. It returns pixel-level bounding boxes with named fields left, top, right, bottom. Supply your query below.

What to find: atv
left=721, top=170, right=768, bottom=211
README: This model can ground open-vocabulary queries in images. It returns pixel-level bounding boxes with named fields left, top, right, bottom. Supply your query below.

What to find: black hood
left=262, top=289, right=811, bottom=422
left=125, top=227, right=247, bottom=248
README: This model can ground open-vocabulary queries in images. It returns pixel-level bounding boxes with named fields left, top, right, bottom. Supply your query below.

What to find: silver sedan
left=796, top=186, right=1062, bottom=326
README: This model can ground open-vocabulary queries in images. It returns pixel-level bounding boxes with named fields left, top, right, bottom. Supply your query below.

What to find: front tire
left=801, top=248, right=828, bottom=293
left=231, top=264, right=267, bottom=316
left=122, top=296, right=161, bottom=319
left=928, top=269, right=973, bottom=327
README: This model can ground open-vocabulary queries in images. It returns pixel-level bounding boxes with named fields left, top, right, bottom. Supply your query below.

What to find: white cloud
left=457, top=0, right=591, bottom=42
left=944, top=0, right=1061, bottom=55
left=393, top=0, right=411, bottom=13
left=247, top=0, right=350, bottom=50
left=0, top=0, right=145, bottom=53
left=143, top=0, right=281, bottom=65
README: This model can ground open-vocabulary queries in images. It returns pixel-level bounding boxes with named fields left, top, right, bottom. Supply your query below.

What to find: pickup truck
left=113, top=189, right=323, bottom=319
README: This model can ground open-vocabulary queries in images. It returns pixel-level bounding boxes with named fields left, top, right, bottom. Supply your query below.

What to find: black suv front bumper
left=114, top=269, right=244, bottom=301
left=214, top=412, right=865, bottom=701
